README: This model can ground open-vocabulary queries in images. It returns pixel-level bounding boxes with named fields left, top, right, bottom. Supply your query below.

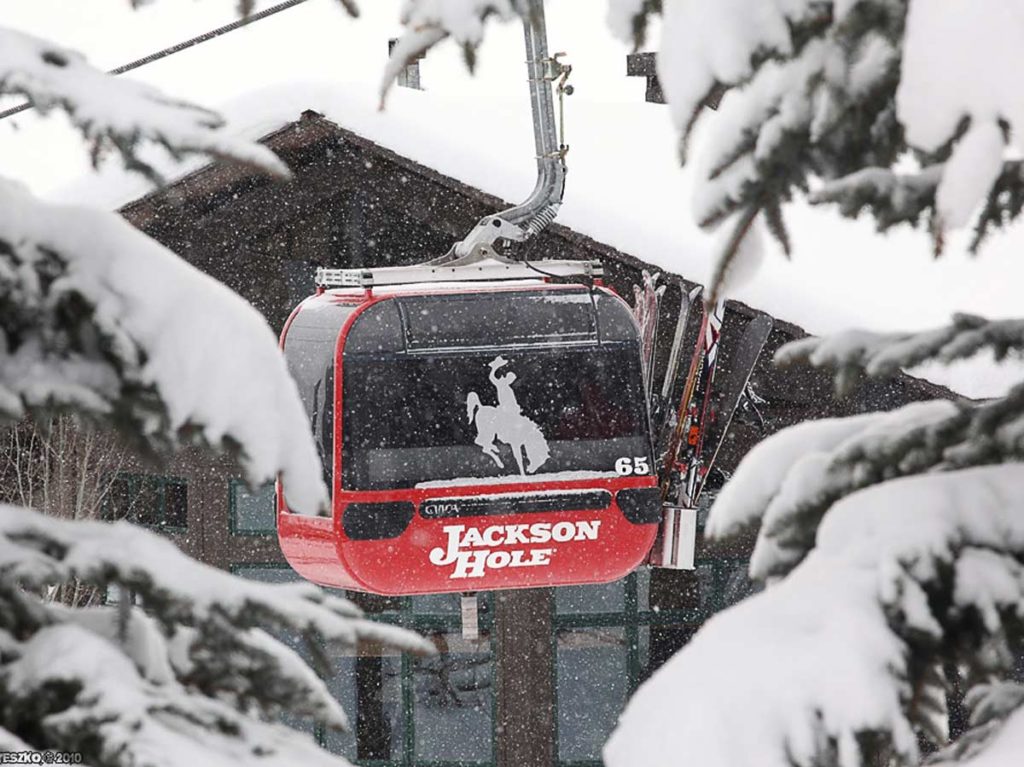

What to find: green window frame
left=229, top=479, right=277, bottom=535
left=102, top=472, right=188, bottom=532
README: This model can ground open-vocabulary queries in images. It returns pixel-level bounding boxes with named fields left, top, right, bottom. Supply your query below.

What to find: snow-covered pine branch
left=928, top=683, right=1024, bottom=766
left=605, top=0, right=661, bottom=50
left=3, top=622, right=354, bottom=767
left=777, top=314, right=1024, bottom=394
left=0, top=6, right=427, bottom=763
left=701, top=317, right=1022, bottom=579
left=810, top=165, right=943, bottom=237
left=606, top=465, right=1024, bottom=767
left=609, top=306, right=1024, bottom=764
left=0, top=504, right=432, bottom=764
left=0, top=179, right=327, bottom=515
left=707, top=401, right=959, bottom=580
left=599, top=1, right=1024, bottom=300
left=0, top=27, right=287, bottom=182
left=709, top=388, right=1024, bottom=581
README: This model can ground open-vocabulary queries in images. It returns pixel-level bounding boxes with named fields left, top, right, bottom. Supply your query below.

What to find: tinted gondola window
left=399, top=290, right=597, bottom=350
left=342, top=345, right=651, bottom=490
left=284, top=301, right=353, bottom=491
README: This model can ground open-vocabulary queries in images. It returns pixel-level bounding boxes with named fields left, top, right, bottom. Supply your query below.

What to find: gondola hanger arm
left=433, top=0, right=571, bottom=266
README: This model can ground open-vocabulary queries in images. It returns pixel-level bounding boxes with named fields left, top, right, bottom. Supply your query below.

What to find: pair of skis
left=633, top=276, right=773, bottom=512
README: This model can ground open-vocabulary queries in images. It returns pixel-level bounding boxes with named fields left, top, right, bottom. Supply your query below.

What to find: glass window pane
left=231, top=565, right=299, bottom=584
left=103, top=474, right=187, bottom=530
left=343, top=346, right=649, bottom=490
left=164, top=480, right=188, bottom=529
left=716, top=559, right=762, bottom=611
left=638, top=623, right=698, bottom=682
left=595, top=292, right=637, bottom=342
left=411, top=592, right=461, bottom=615
left=343, top=300, right=404, bottom=354
left=556, top=627, right=628, bottom=762
left=103, top=475, right=133, bottom=521
left=644, top=562, right=714, bottom=617
left=325, top=650, right=404, bottom=761
left=398, top=290, right=597, bottom=350
left=232, top=481, right=276, bottom=534
left=413, top=633, right=492, bottom=762
left=283, top=299, right=349, bottom=493
left=136, top=477, right=162, bottom=526
left=555, top=578, right=626, bottom=615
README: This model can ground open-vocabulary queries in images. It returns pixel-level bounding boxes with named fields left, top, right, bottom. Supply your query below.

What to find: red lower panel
left=278, top=493, right=657, bottom=595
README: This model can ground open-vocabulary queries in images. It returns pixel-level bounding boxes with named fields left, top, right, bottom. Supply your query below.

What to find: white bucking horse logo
left=466, top=356, right=550, bottom=475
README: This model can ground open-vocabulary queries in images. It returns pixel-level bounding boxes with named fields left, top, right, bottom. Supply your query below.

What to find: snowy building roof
left=2, top=0, right=1020, bottom=397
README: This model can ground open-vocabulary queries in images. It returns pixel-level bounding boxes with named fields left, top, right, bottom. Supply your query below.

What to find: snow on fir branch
left=814, top=160, right=1024, bottom=255
left=928, top=684, right=1024, bottom=766
left=605, top=0, right=661, bottom=50
left=3, top=623, right=352, bottom=767
left=708, top=400, right=960, bottom=580
left=619, top=1, right=1024, bottom=301
left=607, top=465, right=1024, bottom=767
left=810, top=165, right=943, bottom=236
left=0, top=504, right=432, bottom=764
left=0, top=179, right=327, bottom=516
left=0, top=27, right=287, bottom=183
left=609, top=302, right=1024, bottom=764
left=777, top=314, right=1024, bottom=396
left=709, top=385, right=1024, bottom=581
left=0, top=5, right=432, bottom=764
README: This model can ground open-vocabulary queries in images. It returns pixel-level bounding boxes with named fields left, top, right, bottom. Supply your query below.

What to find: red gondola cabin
left=277, top=260, right=660, bottom=595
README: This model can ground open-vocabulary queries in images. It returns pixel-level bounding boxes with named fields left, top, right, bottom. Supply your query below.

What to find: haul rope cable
left=0, top=0, right=312, bottom=122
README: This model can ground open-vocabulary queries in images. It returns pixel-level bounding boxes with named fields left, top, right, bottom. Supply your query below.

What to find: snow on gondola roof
left=2, top=0, right=1022, bottom=397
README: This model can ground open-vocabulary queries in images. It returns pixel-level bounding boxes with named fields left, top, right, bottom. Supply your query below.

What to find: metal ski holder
left=650, top=297, right=726, bottom=571
left=649, top=505, right=698, bottom=570
left=435, top=0, right=570, bottom=265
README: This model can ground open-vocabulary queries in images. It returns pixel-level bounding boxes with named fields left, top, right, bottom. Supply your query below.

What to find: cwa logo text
left=429, top=520, right=601, bottom=579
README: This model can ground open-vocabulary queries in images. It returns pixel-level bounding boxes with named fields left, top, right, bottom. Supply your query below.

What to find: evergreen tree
left=0, top=8, right=430, bottom=765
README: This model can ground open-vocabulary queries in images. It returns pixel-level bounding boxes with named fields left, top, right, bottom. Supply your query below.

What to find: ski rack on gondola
left=315, top=259, right=602, bottom=289
left=646, top=290, right=774, bottom=569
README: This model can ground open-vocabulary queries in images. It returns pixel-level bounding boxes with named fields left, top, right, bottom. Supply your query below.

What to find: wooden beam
left=494, top=588, right=555, bottom=767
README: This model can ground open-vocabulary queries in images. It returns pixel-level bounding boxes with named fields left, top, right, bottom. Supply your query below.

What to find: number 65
left=615, top=456, right=651, bottom=476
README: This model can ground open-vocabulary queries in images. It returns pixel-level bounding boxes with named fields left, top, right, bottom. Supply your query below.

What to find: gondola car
left=277, top=260, right=661, bottom=595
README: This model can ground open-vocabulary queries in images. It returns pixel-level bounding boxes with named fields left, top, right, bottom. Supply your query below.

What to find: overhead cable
left=0, top=0, right=312, bottom=122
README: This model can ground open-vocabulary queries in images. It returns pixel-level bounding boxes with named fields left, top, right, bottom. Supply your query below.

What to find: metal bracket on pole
left=435, top=0, right=570, bottom=265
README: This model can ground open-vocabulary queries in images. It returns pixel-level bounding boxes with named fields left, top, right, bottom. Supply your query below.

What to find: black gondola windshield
left=341, top=289, right=651, bottom=490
